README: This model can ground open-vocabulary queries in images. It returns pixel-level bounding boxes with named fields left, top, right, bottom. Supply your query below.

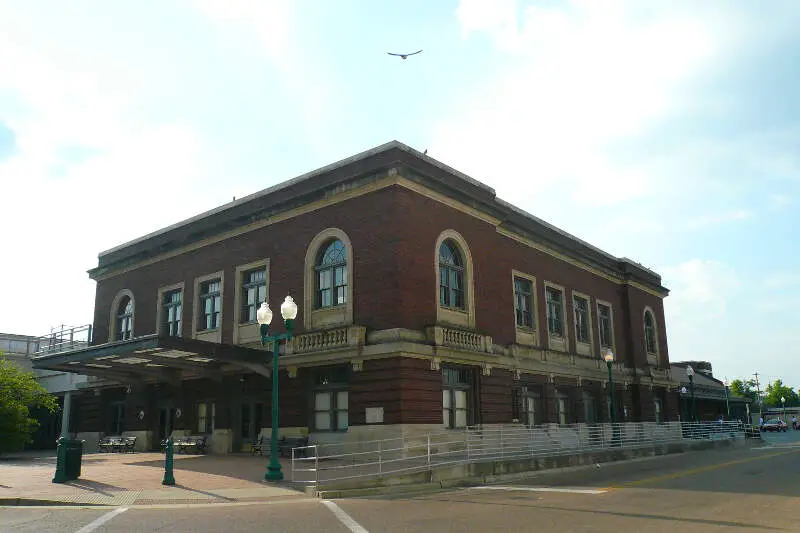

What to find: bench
left=250, top=435, right=309, bottom=457
left=97, top=436, right=137, bottom=453
left=251, top=435, right=267, bottom=456
left=279, top=435, right=309, bottom=458
left=174, top=435, right=208, bottom=454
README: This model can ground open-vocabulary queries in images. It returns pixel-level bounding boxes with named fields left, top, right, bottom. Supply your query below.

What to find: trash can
left=53, top=438, right=83, bottom=483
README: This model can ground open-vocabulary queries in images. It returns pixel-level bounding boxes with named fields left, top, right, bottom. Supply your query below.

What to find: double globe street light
left=256, top=295, right=298, bottom=482
left=686, top=365, right=697, bottom=422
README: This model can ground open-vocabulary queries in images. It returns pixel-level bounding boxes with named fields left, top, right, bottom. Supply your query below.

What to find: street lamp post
left=603, top=349, right=620, bottom=446
left=257, top=295, right=299, bottom=482
left=781, top=396, right=786, bottom=423
left=686, top=365, right=697, bottom=422
left=723, top=378, right=731, bottom=420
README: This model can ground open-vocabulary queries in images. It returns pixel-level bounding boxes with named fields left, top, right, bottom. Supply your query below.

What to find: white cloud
left=189, top=0, right=342, bottom=158
left=661, top=259, right=740, bottom=321
left=431, top=0, right=738, bottom=215
left=0, top=33, right=226, bottom=335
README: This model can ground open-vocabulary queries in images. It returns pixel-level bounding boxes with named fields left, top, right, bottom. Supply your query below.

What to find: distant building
left=671, top=362, right=751, bottom=422
left=1, top=327, right=91, bottom=448
left=33, top=141, right=681, bottom=453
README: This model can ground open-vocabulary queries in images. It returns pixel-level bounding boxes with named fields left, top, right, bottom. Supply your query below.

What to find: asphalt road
left=3, top=434, right=799, bottom=533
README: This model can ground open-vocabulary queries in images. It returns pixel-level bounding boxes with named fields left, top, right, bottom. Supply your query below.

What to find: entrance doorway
left=158, top=407, right=177, bottom=443
left=234, top=402, right=264, bottom=451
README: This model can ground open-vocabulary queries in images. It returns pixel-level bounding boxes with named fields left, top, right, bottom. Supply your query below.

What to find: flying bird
left=387, top=49, right=422, bottom=60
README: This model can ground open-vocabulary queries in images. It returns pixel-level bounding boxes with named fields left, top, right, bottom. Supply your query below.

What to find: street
left=2, top=436, right=799, bottom=532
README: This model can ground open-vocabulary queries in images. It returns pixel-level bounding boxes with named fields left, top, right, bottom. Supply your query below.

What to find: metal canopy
left=32, top=335, right=272, bottom=384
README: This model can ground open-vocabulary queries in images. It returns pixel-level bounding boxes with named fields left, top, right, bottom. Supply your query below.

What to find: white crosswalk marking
left=468, top=486, right=607, bottom=494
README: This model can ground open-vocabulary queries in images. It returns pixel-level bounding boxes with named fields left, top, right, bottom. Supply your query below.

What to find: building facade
left=1, top=327, right=91, bottom=448
left=671, top=362, right=751, bottom=423
left=34, top=141, right=678, bottom=453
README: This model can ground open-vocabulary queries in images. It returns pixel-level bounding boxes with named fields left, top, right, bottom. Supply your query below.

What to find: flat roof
left=89, top=140, right=667, bottom=293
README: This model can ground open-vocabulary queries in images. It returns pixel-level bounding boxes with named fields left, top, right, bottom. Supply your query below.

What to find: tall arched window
left=316, top=239, right=347, bottom=308
left=439, top=240, right=465, bottom=309
left=116, top=297, right=133, bottom=341
left=644, top=310, right=657, bottom=354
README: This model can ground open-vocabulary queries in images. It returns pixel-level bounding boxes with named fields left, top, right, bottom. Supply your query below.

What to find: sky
left=0, top=0, right=798, bottom=389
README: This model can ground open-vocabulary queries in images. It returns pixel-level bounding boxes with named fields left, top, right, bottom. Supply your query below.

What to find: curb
left=315, top=439, right=761, bottom=499
left=0, top=498, right=109, bottom=507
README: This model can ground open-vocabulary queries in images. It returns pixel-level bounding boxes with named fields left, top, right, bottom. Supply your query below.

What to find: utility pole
left=754, top=372, right=762, bottom=422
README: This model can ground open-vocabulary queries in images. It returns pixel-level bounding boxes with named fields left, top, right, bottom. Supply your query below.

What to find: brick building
left=33, top=141, right=678, bottom=453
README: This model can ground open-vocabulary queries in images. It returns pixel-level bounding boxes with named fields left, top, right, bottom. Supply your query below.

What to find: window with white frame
left=546, top=286, right=564, bottom=336
left=199, top=279, right=221, bottom=331
left=312, top=368, right=349, bottom=431
left=556, top=393, right=568, bottom=425
left=598, top=304, right=613, bottom=348
left=443, top=367, right=471, bottom=428
left=241, top=268, right=267, bottom=323
left=116, top=297, right=133, bottom=341
left=644, top=310, right=657, bottom=354
left=514, top=277, right=534, bottom=329
left=162, top=289, right=182, bottom=337
left=439, top=240, right=465, bottom=310
left=316, top=240, right=347, bottom=308
left=573, top=295, right=590, bottom=343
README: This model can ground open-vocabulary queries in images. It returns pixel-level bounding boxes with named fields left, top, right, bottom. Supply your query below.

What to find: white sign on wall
left=365, top=407, right=384, bottom=424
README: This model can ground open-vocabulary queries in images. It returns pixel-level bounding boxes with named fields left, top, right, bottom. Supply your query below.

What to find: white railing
left=290, top=421, right=745, bottom=487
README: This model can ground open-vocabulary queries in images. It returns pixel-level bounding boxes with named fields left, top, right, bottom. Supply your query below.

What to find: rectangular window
left=525, top=396, right=537, bottom=426
left=200, top=279, right=221, bottom=331
left=514, top=277, right=534, bottom=329
left=198, top=403, right=208, bottom=434
left=654, top=398, right=662, bottom=424
left=312, top=368, right=349, bottom=431
left=573, top=296, right=590, bottom=343
left=162, top=290, right=182, bottom=337
left=313, top=391, right=349, bottom=431
left=241, top=268, right=267, bottom=323
left=556, top=396, right=567, bottom=425
left=546, top=287, right=564, bottom=336
left=598, top=304, right=613, bottom=347
left=584, top=394, right=597, bottom=424
left=443, top=368, right=471, bottom=429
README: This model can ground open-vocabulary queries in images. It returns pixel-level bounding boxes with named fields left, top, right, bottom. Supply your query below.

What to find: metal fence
left=290, top=421, right=745, bottom=487
left=32, top=324, right=93, bottom=356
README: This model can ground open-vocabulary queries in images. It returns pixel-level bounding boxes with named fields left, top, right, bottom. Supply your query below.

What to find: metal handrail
left=290, top=421, right=744, bottom=488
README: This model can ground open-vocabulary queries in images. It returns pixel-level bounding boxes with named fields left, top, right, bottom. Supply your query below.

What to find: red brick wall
left=92, top=184, right=668, bottom=372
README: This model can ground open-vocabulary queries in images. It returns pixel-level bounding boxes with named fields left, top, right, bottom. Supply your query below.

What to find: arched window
left=316, top=239, right=347, bottom=308
left=116, top=297, right=133, bottom=341
left=644, top=310, right=657, bottom=354
left=439, top=240, right=465, bottom=309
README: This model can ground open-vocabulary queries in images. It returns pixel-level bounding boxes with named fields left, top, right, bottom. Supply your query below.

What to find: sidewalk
left=0, top=451, right=310, bottom=506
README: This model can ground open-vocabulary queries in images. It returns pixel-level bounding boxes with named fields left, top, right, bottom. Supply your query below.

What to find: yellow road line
left=605, top=448, right=800, bottom=491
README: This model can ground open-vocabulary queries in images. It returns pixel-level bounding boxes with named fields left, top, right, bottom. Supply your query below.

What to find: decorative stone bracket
left=290, top=325, right=366, bottom=354
left=425, top=326, right=492, bottom=353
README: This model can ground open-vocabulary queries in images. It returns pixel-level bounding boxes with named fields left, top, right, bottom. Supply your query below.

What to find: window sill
left=547, top=333, right=567, bottom=352
left=437, top=305, right=472, bottom=329
left=195, top=329, right=221, bottom=343
left=515, top=327, right=538, bottom=347
left=575, top=340, right=592, bottom=357
left=310, top=306, right=350, bottom=330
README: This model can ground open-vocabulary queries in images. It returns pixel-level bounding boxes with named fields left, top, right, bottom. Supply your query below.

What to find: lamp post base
left=265, top=463, right=284, bottom=482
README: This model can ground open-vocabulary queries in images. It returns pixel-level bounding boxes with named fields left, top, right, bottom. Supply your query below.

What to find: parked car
left=760, top=419, right=788, bottom=432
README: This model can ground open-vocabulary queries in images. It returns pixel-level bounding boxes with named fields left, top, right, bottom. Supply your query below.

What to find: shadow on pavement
left=65, top=479, right=126, bottom=497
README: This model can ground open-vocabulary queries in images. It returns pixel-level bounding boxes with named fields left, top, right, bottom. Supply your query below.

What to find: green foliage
left=729, top=378, right=758, bottom=402
left=0, top=355, right=59, bottom=453
left=764, top=379, right=799, bottom=408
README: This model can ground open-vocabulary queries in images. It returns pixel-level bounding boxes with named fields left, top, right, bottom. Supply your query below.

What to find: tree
left=0, top=355, right=59, bottom=454
left=764, top=379, right=799, bottom=408
left=729, top=378, right=758, bottom=402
